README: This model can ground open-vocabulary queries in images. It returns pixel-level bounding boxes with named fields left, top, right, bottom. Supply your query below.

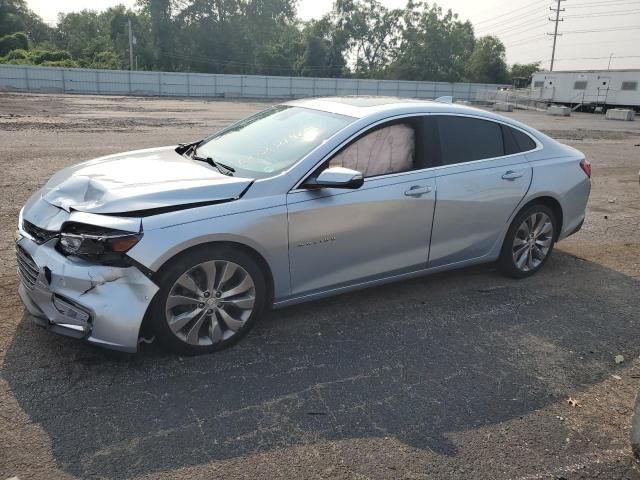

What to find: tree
left=510, top=62, right=541, bottom=79
left=0, top=31, right=29, bottom=56
left=387, top=2, right=475, bottom=82
left=464, top=35, right=509, bottom=84
left=148, top=0, right=172, bottom=69
left=334, top=0, right=402, bottom=77
left=0, top=0, right=524, bottom=83
left=0, top=0, right=51, bottom=42
left=294, top=17, right=346, bottom=77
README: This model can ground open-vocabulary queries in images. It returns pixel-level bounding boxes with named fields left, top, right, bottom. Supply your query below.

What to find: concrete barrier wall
left=0, top=64, right=508, bottom=100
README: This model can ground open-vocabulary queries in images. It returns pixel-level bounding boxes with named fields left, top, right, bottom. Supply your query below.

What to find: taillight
left=580, top=159, right=592, bottom=178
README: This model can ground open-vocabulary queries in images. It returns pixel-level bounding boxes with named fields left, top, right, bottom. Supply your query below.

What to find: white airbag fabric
left=330, top=124, right=415, bottom=176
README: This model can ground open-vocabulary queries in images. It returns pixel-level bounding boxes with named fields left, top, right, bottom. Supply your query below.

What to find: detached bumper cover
left=16, top=236, right=158, bottom=352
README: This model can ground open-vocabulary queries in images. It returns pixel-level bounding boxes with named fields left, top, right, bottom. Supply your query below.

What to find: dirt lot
left=0, top=93, right=639, bottom=480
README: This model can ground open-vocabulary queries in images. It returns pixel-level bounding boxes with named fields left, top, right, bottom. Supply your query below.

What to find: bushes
left=88, top=51, right=121, bottom=69
left=0, top=32, right=29, bottom=56
left=0, top=30, right=83, bottom=67
left=4, top=48, right=28, bottom=60
left=0, top=48, right=75, bottom=66
left=31, top=49, right=72, bottom=64
left=39, top=59, right=80, bottom=67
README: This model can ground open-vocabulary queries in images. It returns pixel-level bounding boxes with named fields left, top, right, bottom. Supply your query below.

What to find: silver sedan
left=16, top=97, right=591, bottom=355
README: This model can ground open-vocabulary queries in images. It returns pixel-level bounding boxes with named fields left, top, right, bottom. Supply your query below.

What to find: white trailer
left=530, top=69, right=640, bottom=112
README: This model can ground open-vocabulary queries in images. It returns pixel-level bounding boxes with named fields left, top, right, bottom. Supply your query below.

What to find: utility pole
left=128, top=18, right=134, bottom=71
left=547, top=0, right=565, bottom=71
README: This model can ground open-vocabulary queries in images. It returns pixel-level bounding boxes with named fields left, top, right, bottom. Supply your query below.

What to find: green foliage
left=40, top=59, right=80, bottom=67
left=465, top=35, right=509, bottom=84
left=89, top=51, right=121, bottom=70
left=0, top=0, right=514, bottom=83
left=31, top=49, right=71, bottom=64
left=335, top=0, right=402, bottom=76
left=4, top=48, right=28, bottom=60
left=387, top=3, right=475, bottom=82
left=0, top=47, right=74, bottom=65
left=0, top=0, right=52, bottom=42
left=510, top=62, right=541, bottom=79
left=0, top=31, right=29, bottom=56
left=295, top=19, right=345, bottom=77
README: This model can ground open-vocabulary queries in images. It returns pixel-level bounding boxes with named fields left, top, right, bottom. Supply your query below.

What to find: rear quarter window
left=503, top=125, right=537, bottom=154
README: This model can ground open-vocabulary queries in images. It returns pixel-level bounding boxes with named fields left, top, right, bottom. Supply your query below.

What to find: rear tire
left=498, top=203, right=557, bottom=279
left=149, top=245, right=266, bottom=355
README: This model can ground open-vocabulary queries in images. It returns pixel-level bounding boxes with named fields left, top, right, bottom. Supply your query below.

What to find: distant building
left=530, top=69, right=640, bottom=111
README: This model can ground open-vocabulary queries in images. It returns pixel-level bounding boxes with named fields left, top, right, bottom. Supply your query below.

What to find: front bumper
left=16, top=236, right=159, bottom=353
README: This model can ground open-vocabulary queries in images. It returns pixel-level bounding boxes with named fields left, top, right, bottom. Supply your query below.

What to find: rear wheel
left=150, top=246, right=266, bottom=355
left=498, top=203, right=557, bottom=278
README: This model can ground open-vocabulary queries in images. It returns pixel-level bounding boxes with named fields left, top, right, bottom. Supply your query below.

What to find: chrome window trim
left=290, top=112, right=542, bottom=193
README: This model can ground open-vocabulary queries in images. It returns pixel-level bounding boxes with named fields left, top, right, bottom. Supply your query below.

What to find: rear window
left=437, top=116, right=504, bottom=165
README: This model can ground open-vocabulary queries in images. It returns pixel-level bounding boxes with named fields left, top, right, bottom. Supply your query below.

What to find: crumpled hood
left=41, top=146, right=253, bottom=214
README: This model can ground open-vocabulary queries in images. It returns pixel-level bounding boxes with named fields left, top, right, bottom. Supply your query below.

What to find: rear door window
left=437, top=116, right=504, bottom=165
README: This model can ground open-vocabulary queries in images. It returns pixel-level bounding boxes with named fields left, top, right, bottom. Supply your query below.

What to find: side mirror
left=303, top=167, right=364, bottom=190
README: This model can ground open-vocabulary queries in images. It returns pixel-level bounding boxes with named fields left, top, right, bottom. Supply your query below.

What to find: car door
left=428, top=115, right=534, bottom=268
left=286, top=118, right=436, bottom=296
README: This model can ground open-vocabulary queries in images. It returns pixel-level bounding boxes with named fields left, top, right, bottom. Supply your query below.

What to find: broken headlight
left=57, top=223, right=142, bottom=264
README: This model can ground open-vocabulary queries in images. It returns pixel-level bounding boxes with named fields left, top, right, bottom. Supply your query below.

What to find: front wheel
left=498, top=204, right=557, bottom=278
left=149, top=246, right=266, bottom=355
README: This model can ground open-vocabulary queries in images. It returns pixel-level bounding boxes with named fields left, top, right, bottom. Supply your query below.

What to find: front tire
left=498, top=203, right=557, bottom=278
left=149, top=246, right=266, bottom=355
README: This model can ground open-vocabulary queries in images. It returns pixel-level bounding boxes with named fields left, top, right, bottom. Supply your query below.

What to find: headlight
left=57, top=222, right=142, bottom=263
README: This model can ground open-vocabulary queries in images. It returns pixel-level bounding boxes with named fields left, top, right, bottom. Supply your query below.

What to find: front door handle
left=404, top=185, right=432, bottom=197
left=502, top=170, right=524, bottom=180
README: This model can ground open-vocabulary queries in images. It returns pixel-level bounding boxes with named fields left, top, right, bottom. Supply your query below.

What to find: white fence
left=0, top=65, right=508, bottom=100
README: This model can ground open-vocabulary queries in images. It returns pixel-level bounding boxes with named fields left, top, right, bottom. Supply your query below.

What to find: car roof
left=284, top=96, right=540, bottom=137
left=285, top=96, right=501, bottom=120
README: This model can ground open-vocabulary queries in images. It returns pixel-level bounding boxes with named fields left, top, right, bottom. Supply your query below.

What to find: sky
left=26, top=0, right=640, bottom=71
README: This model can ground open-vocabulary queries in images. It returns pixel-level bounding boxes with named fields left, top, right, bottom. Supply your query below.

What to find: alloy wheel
left=511, top=212, right=554, bottom=272
left=165, top=260, right=256, bottom=346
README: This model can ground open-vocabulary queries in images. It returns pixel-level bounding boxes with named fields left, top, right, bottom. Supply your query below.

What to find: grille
left=22, top=220, right=57, bottom=245
left=16, top=245, right=39, bottom=289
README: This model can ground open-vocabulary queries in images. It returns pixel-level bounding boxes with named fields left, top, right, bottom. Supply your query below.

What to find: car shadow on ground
left=2, top=252, right=640, bottom=479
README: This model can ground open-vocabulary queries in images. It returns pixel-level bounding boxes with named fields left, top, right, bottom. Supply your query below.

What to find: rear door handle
left=404, top=185, right=432, bottom=197
left=502, top=170, right=524, bottom=180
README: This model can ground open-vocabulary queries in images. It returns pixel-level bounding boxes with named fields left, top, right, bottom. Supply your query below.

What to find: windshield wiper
left=175, top=140, right=202, bottom=156
left=192, top=154, right=236, bottom=176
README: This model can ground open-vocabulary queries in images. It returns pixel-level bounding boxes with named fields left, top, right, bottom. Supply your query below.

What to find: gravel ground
left=0, top=93, right=639, bottom=480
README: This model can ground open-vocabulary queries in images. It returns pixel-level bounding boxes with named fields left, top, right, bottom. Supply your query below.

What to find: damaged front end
left=16, top=200, right=158, bottom=352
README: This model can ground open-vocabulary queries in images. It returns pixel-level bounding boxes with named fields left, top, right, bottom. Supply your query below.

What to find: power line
left=562, top=25, right=640, bottom=34
left=565, top=9, right=640, bottom=18
left=474, top=0, right=546, bottom=26
left=494, top=19, right=549, bottom=38
left=487, top=17, right=548, bottom=36
left=478, top=13, right=545, bottom=35
left=503, top=33, right=549, bottom=48
left=476, top=6, right=545, bottom=31
left=556, top=54, right=640, bottom=60
left=570, top=0, right=640, bottom=8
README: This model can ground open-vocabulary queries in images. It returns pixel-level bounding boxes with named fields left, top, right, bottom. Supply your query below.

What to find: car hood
left=41, top=146, right=253, bottom=215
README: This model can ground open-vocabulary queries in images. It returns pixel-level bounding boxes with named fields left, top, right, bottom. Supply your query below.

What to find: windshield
left=195, top=106, right=355, bottom=178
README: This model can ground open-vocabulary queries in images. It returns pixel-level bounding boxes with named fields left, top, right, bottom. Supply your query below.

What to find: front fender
left=126, top=204, right=290, bottom=300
